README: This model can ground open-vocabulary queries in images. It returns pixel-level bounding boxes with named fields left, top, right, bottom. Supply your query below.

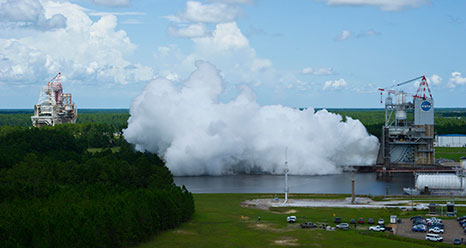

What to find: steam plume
left=124, top=61, right=379, bottom=176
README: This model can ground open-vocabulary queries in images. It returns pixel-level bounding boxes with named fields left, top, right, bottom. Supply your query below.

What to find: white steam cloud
left=124, top=61, right=379, bottom=176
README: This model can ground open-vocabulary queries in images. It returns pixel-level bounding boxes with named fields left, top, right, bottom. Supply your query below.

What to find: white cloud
left=154, top=22, right=273, bottom=89
left=193, top=22, right=249, bottom=51
left=252, top=58, right=272, bottom=72
left=0, top=0, right=66, bottom=30
left=174, top=1, right=241, bottom=23
left=302, top=67, right=334, bottom=75
left=335, top=30, right=351, bottom=41
left=326, top=0, right=427, bottom=11
left=323, top=78, right=347, bottom=90
left=88, top=12, right=146, bottom=17
left=124, top=61, right=379, bottom=175
left=356, top=29, right=381, bottom=38
left=429, top=74, right=442, bottom=85
left=89, top=0, right=130, bottom=7
left=168, top=23, right=208, bottom=38
left=206, top=0, right=253, bottom=3
left=0, top=1, right=153, bottom=86
left=120, top=18, right=142, bottom=25
left=448, top=72, right=466, bottom=88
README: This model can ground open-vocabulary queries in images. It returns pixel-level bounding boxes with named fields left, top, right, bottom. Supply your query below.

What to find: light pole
left=283, top=147, right=289, bottom=206
left=351, top=168, right=355, bottom=204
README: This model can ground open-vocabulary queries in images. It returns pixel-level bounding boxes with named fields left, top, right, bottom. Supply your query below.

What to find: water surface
left=174, top=172, right=414, bottom=195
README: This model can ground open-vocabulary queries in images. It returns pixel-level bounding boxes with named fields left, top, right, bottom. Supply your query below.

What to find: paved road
left=396, top=219, right=465, bottom=244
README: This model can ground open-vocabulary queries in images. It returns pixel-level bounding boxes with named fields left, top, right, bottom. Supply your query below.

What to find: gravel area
left=396, top=219, right=465, bottom=244
left=242, top=197, right=429, bottom=209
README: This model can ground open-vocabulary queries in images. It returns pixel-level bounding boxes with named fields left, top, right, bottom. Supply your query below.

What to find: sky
left=0, top=0, right=465, bottom=108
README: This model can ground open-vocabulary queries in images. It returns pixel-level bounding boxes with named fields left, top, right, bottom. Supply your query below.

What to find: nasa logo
left=421, top=101, right=431, bottom=111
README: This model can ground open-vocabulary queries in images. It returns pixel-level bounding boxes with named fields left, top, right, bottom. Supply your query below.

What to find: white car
left=377, top=219, right=384, bottom=225
left=425, top=233, right=443, bottom=242
left=369, top=225, right=385, bottom=232
left=428, top=227, right=444, bottom=234
left=287, top=216, right=296, bottom=223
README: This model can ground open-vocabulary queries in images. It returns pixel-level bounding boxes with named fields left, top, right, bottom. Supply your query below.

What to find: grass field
left=137, top=194, right=463, bottom=248
left=87, top=147, right=120, bottom=153
left=435, top=147, right=466, bottom=161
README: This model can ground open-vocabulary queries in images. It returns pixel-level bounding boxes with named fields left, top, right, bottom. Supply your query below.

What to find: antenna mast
left=283, top=147, right=289, bottom=205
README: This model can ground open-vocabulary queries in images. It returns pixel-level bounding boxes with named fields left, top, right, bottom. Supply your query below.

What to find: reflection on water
left=174, top=173, right=415, bottom=195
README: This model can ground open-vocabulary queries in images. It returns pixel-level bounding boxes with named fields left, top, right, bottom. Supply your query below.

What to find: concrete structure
left=31, top=73, right=77, bottom=127
left=377, top=76, right=435, bottom=168
left=435, top=134, right=466, bottom=147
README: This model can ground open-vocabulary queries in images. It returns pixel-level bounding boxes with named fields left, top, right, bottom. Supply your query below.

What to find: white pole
left=283, top=147, right=289, bottom=206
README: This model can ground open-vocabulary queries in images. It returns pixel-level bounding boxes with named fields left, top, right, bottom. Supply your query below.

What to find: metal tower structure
left=31, top=73, right=78, bottom=127
left=376, top=75, right=435, bottom=168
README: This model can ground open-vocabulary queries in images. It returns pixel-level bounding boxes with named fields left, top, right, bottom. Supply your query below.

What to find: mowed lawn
left=137, top=194, right=460, bottom=248
left=435, top=147, right=466, bottom=161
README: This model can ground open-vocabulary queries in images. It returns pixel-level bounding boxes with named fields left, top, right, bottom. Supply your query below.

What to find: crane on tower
left=377, top=75, right=429, bottom=104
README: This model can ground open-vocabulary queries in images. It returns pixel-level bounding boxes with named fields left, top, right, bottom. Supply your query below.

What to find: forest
left=0, top=108, right=464, bottom=247
left=0, top=126, right=194, bottom=248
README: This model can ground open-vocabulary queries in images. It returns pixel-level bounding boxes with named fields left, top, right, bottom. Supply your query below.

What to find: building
left=377, top=75, right=435, bottom=167
left=31, top=73, right=78, bottom=127
left=435, top=134, right=466, bottom=147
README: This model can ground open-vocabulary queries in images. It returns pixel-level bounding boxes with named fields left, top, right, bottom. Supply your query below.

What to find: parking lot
left=396, top=219, right=465, bottom=244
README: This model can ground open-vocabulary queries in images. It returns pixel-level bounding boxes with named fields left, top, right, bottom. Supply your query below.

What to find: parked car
left=457, top=216, right=466, bottom=221
left=410, top=216, right=423, bottom=221
left=425, top=233, right=443, bottom=242
left=385, top=226, right=393, bottom=232
left=350, top=219, right=356, bottom=224
left=368, top=218, right=374, bottom=224
left=453, top=238, right=462, bottom=245
left=377, top=219, right=384, bottom=225
left=412, top=224, right=427, bottom=232
left=287, top=216, right=296, bottom=223
left=369, top=225, right=385, bottom=232
left=336, top=223, right=350, bottom=230
left=300, top=222, right=317, bottom=229
left=358, top=218, right=365, bottom=224
left=334, top=217, right=341, bottom=223
left=413, top=219, right=427, bottom=226
left=428, top=226, right=444, bottom=234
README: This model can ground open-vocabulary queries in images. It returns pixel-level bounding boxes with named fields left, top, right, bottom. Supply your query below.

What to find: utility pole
left=351, top=168, right=355, bottom=204
left=283, top=147, right=289, bottom=206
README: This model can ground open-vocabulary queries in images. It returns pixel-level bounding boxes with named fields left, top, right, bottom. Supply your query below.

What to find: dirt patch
left=249, top=223, right=284, bottom=232
left=273, top=237, right=298, bottom=246
left=175, top=230, right=196, bottom=235
left=241, top=200, right=270, bottom=210
left=270, top=209, right=298, bottom=214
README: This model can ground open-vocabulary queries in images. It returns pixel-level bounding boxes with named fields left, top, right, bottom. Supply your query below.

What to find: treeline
left=0, top=111, right=129, bottom=131
left=0, top=127, right=194, bottom=248
left=1, top=109, right=465, bottom=140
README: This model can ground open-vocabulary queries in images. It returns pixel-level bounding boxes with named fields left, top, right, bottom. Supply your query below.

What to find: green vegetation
left=138, top=194, right=457, bottom=248
left=1, top=108, right=465, bottom=140
left=0, top=127, right=194, bottom=248
left=435, top=147, right=466, bottom=161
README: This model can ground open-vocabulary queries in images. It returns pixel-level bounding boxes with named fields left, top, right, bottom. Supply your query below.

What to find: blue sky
left=0, top=0, right=465, bottom=108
